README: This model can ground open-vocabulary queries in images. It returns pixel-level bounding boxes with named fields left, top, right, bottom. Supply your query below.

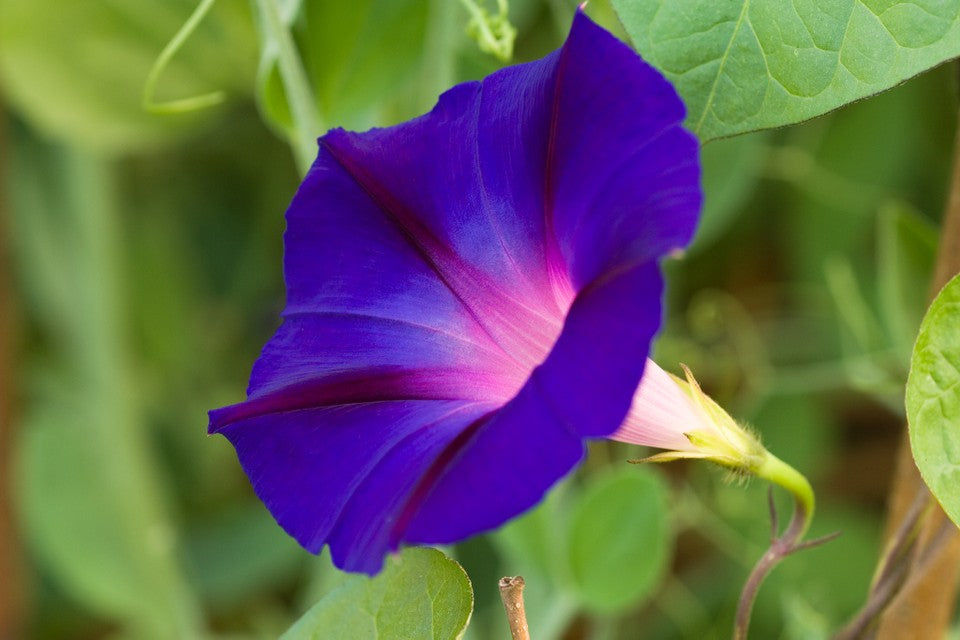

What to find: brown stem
left=835, top=560, right=908, bottom=640
left=0, top=96, right=24, bottom=638
left=871, top=490, right=931, bottom=591
left=834, top=489, right=932, bottom=640
left=499, top=576, right=531, bottom=640
left=873, top=96, right=960, bottom=639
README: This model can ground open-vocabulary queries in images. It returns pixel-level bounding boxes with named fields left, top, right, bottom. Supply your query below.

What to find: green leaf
left=611, top=0, right=960, bottom=141
left=305, top=0, right=430, bottom=127
left=876, top=202, right=938, bottom=359
left=282, top=547, right=474, bottom=640
left=0, top=0, right=256, bottom=151
left=566, top=466, right=670, bottom=614
left=908, top=274, right=960, bottom=529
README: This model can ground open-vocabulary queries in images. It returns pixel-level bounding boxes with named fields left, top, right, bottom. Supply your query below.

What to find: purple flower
left=209, top=12, right=700, bottom=575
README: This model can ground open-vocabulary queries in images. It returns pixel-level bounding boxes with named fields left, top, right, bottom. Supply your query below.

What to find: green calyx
left=638, top=365, right=815, bottom=531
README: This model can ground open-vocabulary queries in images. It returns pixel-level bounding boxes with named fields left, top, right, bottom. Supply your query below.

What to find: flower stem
left=498, top=576, right=531, bottom=640
left=0, top=96, right=23, bottom=640
left=252, top=0, right=323, bottom=175
left=872, top=83, right=960, bottom=639
left=834, top=489, right=932, bottom=640
left=752, top=452, right=815, bottom=538
left=734, top=452, right=820, bottom=640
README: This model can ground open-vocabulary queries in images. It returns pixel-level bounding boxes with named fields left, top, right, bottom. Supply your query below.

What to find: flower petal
left=404, top=262, right=664, bottom=543
left=545, top=14, right=700, bottom=286
left=211, top=400, right=493, bottom=574
left=244, top=150, right=526, bottom=401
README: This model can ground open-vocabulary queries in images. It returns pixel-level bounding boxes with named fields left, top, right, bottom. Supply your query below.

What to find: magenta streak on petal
left=322, top=402, right=493, bottom=567
left=468, top=93, right=556, bottom=318
left=542, top=36, right=577, bottom=308
left=209, top=366, right=509, bottom=433
left=321, top=138, right=573, bottom=375
left=281, top=310, right=512, bottom=362
left=386, top=410, right=492, bottom=550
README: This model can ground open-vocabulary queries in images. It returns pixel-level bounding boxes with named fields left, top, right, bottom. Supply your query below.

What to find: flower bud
left=611, top=361, right=766, bottom=472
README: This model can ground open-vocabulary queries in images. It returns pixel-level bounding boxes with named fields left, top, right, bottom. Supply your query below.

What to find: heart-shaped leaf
left=282, top=547, right=473, bottom=640
left=612, top=0, right=960, bottom=141
left=907, top=273, right=960, bottom=528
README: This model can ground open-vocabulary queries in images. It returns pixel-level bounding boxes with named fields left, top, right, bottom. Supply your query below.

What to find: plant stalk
left=499, top=576, right=531, bottom=640
left=253, top=0, right=323, bottom=175
left=733, top=497, right=811, bottom=640
left=0, top=92, right=24, bottom=640
left=734, top=453, right=823, bottom=640
left=873, top=92, right=960, bottom=640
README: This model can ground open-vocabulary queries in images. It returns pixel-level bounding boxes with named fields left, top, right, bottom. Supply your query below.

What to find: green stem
left=253, top=0, right=323, bottom=175
left=734, top=452, right=822, bottom=640
left=753, top=452, right=815, bottom=538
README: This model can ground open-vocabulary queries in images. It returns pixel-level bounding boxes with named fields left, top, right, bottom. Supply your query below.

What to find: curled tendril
left=459, top=0, right=517, bottom=62
left=142, top=0, right=225, bottom=115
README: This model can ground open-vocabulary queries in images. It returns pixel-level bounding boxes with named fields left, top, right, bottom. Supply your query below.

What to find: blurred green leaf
left=824, top=255, right=904, bottom=404
left=776, top=67, right=954, bottom=286
left=907, top=273, right=960, bottom=529
left=10, top=142, right=203, bottom=637
left=282, top=547, right=473, bottom=640
left=780, top=596, right=831, bottom=640
left=690, top=131, right=768, bottom=253
left=183, top=504, right=303, bottom=607
left=0, top=0, right=256, bottom=151
left=488, top=480, right=579, bottom=640
left=492, top=480, right=567, bottom=584
left=304, top=1, right=429, bottom=127
left=18, top=396, right=197, bottom=638
left=566, top=466, right=670, bottom=614
left=256, top=0, right=430, bottom=140
left=298, top=548, right=355, bottom=611
left=825, top=255, right=885, bottom=353
left=876, top=202, right=938, bottom=359
left=753, top=394, right=837, bottom=482
left=611, top=0, right=960, bottom=141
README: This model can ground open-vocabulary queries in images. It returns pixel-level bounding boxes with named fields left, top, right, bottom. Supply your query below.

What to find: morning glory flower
left=209, top=12, right=700, bottom=575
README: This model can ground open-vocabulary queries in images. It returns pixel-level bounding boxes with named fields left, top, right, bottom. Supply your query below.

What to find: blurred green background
left=0, top=0, right=958, bottom=638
